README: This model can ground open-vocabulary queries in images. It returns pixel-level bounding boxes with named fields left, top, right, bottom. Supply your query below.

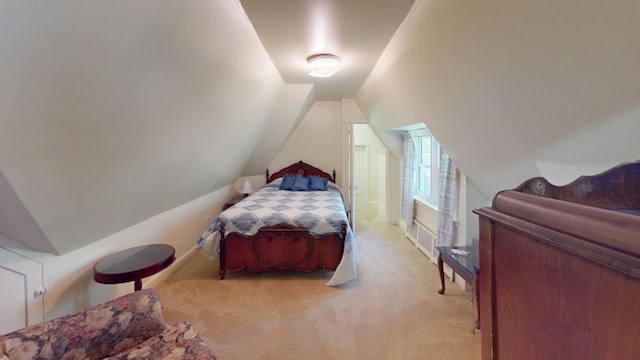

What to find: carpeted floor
left=155, top=221, right=481, bottom=359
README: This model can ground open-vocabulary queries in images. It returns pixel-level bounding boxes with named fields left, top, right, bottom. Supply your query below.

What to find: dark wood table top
left=94, top=244, right=175, bottom=290
left=437, top=245, right=479, bottom=274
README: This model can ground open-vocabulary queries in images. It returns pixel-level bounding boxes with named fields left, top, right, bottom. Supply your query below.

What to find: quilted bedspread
left=196, top=180, right=358, bottom=286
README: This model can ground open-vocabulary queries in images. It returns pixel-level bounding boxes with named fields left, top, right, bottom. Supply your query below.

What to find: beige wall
left=270, top=101, right=343, bottom=186
left=0, top=0, right=283, bottom=255
left=9, top=186, right=231, bottom=321
left=356, top=0, right=640, bottom=201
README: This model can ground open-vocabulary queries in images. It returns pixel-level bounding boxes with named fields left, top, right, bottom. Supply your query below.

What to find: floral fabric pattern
left=0, top=289, right=213, bottom=360
left=103, top=322, right=215, bottom=360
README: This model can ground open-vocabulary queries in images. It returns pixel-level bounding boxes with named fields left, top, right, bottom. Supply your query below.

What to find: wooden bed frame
left=474, top=161, right=640, bottom=359
left=218, top=161, right=346, bottom=280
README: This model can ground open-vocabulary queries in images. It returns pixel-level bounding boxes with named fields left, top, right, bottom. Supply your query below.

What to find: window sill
left=414, top=196, right=438, bottom=212
left=414, top=197, right=461, bottom=229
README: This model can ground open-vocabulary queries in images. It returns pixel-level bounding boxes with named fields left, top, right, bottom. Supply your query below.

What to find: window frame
left=412, top=129, right=440, bottom=208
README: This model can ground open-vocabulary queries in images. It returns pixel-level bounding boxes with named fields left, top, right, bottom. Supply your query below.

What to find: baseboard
left=146, top=246, right=199, bottom=289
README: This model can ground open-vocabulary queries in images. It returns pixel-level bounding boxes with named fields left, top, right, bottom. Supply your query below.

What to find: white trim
left=145, top=246, right=199, bottom=289
left=414, top=196, right=437, bottom=212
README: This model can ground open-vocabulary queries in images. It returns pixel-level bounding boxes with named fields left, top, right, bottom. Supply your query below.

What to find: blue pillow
left=308, top=175, right=328, bottom=191
left=279, top=173, right=296, bottom=190
left=291, top=174, right=310, bottom=191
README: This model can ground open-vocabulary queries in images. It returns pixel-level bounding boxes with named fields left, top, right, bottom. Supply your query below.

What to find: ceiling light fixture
left=307, top=54, right=341, bottom=78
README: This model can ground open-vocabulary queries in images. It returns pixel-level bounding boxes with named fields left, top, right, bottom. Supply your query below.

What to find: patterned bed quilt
left=196, top=179, right=359, bottom=286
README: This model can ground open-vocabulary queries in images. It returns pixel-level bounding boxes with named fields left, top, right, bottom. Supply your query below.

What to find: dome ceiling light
left=307, top=54, right=341, bottom=78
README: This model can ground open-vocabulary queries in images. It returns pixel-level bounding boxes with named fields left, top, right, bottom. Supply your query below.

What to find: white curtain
left=436, top=149, right=457, bottom=247
left=400, top=132, right=416, bottom=225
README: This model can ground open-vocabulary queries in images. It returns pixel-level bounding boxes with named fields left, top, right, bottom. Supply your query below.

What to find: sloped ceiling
left=356, top=0, right=640, bottom=199
left=240, top=0, right=414, bottom=100
left=4, top=0, right=639, bottom=254
left=0, top=1, right=284, bottom=254
left=242, top=83, right=316, bottom=176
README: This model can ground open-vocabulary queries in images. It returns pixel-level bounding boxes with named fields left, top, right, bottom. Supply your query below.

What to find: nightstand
left=223, top=195, right=243, bottom=210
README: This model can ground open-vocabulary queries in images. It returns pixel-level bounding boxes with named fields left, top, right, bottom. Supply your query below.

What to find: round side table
left=93, top=244, right=175, bottom=291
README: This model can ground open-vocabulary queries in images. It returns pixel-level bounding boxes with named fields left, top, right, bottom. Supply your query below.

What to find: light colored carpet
left=155, top=221, right=481, bottom=359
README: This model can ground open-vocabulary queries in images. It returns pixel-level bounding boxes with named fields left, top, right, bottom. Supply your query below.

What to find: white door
left=351, top=123, right=387, bottom=224
left=348, top=123, right=355, bottom=233
left=354, top=145, right=368, bottom=220
left=0, top=247, right=45, bottom=334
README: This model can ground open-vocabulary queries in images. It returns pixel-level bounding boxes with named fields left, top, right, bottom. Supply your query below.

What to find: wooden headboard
left=265, top=161, right=336, bottom=183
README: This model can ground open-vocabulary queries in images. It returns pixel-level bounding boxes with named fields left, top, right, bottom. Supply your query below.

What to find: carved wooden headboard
left=265, top=161, right=336, bottom=183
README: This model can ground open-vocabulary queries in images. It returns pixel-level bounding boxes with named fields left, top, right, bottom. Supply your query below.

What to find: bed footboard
left=219, top=223, right=346, bottom=280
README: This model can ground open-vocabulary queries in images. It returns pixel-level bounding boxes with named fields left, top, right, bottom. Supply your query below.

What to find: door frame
left=348, top=123, right=388, bottom=226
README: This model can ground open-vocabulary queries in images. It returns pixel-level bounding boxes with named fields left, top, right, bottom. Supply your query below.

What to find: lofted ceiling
left=240, top=0, right=415, bottom=100
left=0, top=0, right=415, bottom=255
left=4, top=0, right=638, bottom=258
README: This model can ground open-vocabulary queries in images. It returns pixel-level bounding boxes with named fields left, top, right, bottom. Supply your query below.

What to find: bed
left=197, top=161, right=358, bottom=286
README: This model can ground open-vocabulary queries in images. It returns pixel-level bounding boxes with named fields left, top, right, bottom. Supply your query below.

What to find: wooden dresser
left=473, top=161, right=640, bottom=360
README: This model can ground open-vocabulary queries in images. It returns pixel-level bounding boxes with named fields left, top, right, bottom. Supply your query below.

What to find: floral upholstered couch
left=0, top=288, right=215, bottom=360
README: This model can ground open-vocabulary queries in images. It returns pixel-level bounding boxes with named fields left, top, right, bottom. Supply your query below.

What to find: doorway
left=354, top=145, right=368, bottom=220
left=352, top=124, right=387, bottom=223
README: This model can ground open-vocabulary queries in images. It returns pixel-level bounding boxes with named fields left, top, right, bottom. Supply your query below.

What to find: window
left=412, top=129, right=440, bottom=206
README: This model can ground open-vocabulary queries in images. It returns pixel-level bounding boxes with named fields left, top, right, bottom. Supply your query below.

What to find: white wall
left=5, top=186, right=232, bottom=321
left=0, top=0, right=283, bottom=255
left=242, top=84, right=316, bottom=176
left=270, top=101, right=343, bottom=186
left=357, top=0, right=640, bottom=201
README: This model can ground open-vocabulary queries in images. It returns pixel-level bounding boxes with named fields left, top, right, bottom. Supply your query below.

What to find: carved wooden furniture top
left=266, top=161, right=336, bottom=183
left=484, top=160, right=640, bottom=279
left=508, top=160, right=640, bottom=213
left=474, top=161, right=640, bottom=359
